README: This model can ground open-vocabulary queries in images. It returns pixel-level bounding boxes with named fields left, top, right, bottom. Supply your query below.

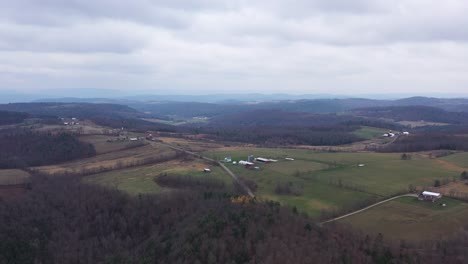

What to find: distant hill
left=0, top=103, right=144, bottom=119
left=27, top=96, right=468, bottom=120
left=352, top=105, right=468, bottom=124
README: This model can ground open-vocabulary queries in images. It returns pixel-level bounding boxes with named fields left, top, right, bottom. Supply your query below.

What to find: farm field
left=311, top=155, right=459, bottom=196
left=157, top=137, right=226, bottom=152
left=353, top=126, right=388, bottom=140
left=84, top=157, right=232, bottom=195
left=79, top=134, right=147, bottom=154
left=441, top=152, right=468, bottom=169
left=0, top=169, right=31, bottom=185
left=398, top=120, right=449, bottom=127
left=204, top=148, right=461, bottom=216
left=33, top=144, right=178, bottom=175
left=340, top=196, right=468, bottom=241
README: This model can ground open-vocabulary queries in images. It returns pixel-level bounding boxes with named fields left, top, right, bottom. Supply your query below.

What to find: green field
left=442, top=152, right=468, bottom=169
left=0, top=169, right=31, bottom=185
left=84, top=158, right=232, bottom=195
left=340, top=196, right=468, bottom=241
left=311, top=155, right=458, bottom=196
left=353, top=126, right=388, bottom=140
left=204, top=149, right=459, bottom=216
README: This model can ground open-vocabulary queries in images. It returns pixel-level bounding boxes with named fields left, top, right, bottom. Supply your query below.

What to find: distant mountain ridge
left=0, top=102, right=144, bottom=119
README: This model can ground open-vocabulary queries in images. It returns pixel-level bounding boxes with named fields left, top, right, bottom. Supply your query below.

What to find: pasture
left=442, top=152, right=468, bottom=169
left=0, top=169, right=31, bottom=185
left=340, top=196, right=468, bottom=241
left=84, top=157, right=232, bottom=195
left=204, top=148, right=460, bottom=216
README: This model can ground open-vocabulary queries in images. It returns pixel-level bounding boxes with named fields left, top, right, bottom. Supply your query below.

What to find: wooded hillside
left=0, top=130, right=96, bottom=168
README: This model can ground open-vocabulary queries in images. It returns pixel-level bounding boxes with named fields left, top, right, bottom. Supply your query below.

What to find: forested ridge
left=0, top=130, right=96, bottom=168
left=0, top=110, right=29, bottom=125
left=2, top=175, right=468, bottom=263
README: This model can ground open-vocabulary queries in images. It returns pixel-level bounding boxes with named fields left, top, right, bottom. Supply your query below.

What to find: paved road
left=320, top=193, right=418, bottom=225
left=149, top=140, right=255, bottom=198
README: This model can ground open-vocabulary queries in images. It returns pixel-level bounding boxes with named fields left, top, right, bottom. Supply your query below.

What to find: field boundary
left=320, top=193, right=417, bottom=225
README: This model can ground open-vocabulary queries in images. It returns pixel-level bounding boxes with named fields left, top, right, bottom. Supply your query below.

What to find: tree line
left=378, top=134, right=468, bottom=152
left=0, top=129, right=96, bottom=169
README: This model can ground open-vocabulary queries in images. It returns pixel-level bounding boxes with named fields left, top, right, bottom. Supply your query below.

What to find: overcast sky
left=0, top=0, right=467, bottom=96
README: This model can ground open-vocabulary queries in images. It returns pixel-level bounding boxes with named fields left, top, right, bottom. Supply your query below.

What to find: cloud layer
left=1, top=0, right=467, bottom=95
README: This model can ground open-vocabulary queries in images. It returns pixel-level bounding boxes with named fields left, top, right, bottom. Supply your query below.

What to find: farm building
left=403, top=131, right=410, bottom=135
left=238, top=160, right=255, bottom=166
left=203, top=168, right=211, bottom=173
left=285, top=157, right=295, bottom=161
left=247, top=155, right=255, bottom=162
left=418, top=191, right=442, bottom=202
left=224, top=157, right=232, bottom=162
left=256, top=157, right=278, bottom=163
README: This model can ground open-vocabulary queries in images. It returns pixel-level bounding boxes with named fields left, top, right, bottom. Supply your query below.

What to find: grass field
left=79, top=135, right=147, bottom=154
left=34, top=144, right=177, bottom=175
left=353, top=126, right=388, bottom=140
left=442, top=152, right=468, bottom=169
left=0, top=169, right=31, bottom=185
left=340, top=196, right=468, bottom=241
left=311, top=155, right=459, bottom=196
left=84, top=158, right=232, bottom=195
left=203, top=148, right=460, bottom=216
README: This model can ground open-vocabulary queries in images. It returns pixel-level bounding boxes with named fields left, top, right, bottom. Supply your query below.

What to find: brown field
left=431, top=181, right=468, bottom=196
left=33, top=120, right=108, bottom=135
left=79, top=135, right=147, bottom=154
left=0, top=169, right=31, bottom=185
left=33, top=144, right=178, bottom=175
left=158, top=137, right=225, bottom=152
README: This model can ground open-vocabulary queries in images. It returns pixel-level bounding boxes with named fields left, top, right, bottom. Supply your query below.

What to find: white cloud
left=0, top=0, right=467, bottom=95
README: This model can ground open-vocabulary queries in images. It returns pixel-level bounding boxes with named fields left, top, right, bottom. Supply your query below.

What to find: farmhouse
left=418, top=191, right=442, bottom=202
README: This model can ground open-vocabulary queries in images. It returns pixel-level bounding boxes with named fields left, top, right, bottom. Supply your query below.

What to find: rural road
left=320, top=193, right=418, bottom=225
left=149, top=140, right=255, bottom=198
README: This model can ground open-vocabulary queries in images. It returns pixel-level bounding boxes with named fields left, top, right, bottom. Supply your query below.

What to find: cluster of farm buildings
left=61, top=117, right=80, bottom=126
left=382, top=130, right=410, bottom=137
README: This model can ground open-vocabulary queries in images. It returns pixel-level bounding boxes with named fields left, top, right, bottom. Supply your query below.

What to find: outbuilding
left=419, top=191, right=442, bottom=202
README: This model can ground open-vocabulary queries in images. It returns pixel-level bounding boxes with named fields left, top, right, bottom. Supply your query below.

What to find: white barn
left=419, top=191, right=442, bottom=202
